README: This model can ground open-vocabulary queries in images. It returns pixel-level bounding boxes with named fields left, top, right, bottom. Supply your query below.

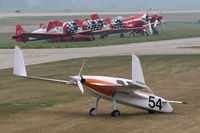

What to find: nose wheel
left=89, top=98, right=99, bottom=116
left=90, top=107, right=98, bottom=116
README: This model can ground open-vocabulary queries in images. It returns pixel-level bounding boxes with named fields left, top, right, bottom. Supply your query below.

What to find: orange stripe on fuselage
left=84, top=78, right=116, bottom=96
left=85, top=78, right=118, bottom=86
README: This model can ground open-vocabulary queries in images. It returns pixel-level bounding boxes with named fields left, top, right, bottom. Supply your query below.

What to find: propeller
left=160, top=21, right=166, bottom=29
left=158, top=10, right=166, bottom=29
left=68, top=59, right=86, bottom=94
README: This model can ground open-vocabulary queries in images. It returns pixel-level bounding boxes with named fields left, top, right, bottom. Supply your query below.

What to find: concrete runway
left=0, top=37, right=200, bottom=69
left=1, top=10, right=200, bottom=18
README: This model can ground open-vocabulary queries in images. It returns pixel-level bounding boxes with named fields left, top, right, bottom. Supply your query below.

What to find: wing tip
left=183, top=101, right=189, bottom=104
left=133, top=53, right=140, bottom=59
left=16, top=45, right=22, bottom=50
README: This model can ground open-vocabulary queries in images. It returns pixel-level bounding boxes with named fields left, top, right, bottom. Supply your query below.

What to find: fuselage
left=122, top=14, right=163, bottom=28
left=82, top=75, right=173, bottom=113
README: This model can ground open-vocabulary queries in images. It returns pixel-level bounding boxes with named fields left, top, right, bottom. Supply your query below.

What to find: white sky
left=0, top=0, right=199, bottom=10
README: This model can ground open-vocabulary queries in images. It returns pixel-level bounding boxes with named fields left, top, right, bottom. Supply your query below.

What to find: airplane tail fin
left=15, top=24, right=28, bottom=42
left=16, top=24, right=26, bottom=36
left=103, top=18, right=112, bottom=24
left=74, top=19, right=83, bottom=26
left=91, top=13, right=100, bottom=20
left=14, top=45, right=27, bottom=77
left=13, top=45, right=67, bottom=83
left=132, top=53, right=146, bottom=87
left=39, top=23, right=46, bottom=29
left=39, top=23, right=45, bottom=28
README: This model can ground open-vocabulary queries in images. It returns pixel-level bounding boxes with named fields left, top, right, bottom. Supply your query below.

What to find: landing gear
left=90, top=97, right=120, bottom=117
left=71, top=35, right=75, bottom=42
left=140, top=30, right=148, bottom=36
left=144, top=32, right=149, bottom=36
left=148, top=110, right=156, bottom=114
left=111, top=110, right=120, bottom=117
left=89, top=98, right=99, bottom=116
left=120, top=32, right=124, bottom=38
left=152, top=27, right=158, bottom=35
left=111, top=98, right=120, bottom=117
left=100, top=33, right=105, bottom=39
left=92, top=35, right=95, bottom=40
left=129, top=31, right=134, bottom=37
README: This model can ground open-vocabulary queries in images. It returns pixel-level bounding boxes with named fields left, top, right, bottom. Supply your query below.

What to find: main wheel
left=152, top=27, right=158, bottom=35
left=129, top=32, right=134, bottom=37
left=92, top=35, right=95, bottom=40
left=90, top=108, right=95, bottom=115
left=148, top=110, right=156, bottom=114
left=111, top=110, right=120, bottom=117
left=100, top=34, right=104, bottom=39
left=120, top=32, right=124, bottom=38
left=144, top=32, right=149, bottom=36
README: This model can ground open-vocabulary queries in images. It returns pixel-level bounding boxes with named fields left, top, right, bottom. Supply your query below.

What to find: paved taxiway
left=0, top=37, right=200, bottom=69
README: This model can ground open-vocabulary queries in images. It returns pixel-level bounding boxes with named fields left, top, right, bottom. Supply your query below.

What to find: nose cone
left=72, top=76, right=82, bottom=81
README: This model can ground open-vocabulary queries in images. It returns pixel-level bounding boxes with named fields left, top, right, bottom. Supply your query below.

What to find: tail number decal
left=148, top=96, right=162, bottom=110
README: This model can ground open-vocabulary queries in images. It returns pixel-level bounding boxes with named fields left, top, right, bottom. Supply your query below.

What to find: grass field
left=1, top=27, right=200, bottom=49
left=0, top=12, right=200, bottom=48
left=0, top=54, right=199, bottom=133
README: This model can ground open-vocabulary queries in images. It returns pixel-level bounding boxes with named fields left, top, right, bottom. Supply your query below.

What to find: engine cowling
left=84, top=19, right=103, bottom=31
left=111, top=18, right=123, bottom=28
left=63, top=21, right=78, bottom=33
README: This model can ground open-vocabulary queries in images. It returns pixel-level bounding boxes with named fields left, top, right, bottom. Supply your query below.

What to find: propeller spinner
left=68, top=59, right=86, bottom=94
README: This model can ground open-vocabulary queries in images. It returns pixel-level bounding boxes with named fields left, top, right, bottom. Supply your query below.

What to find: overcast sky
left=0, top=0, right=200, bottom=10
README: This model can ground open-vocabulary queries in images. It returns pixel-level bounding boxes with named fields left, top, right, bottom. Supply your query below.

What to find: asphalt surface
left=0, top=37, right=200, bottom=69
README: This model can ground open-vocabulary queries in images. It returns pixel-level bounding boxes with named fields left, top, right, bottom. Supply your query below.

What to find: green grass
left=1, top=27, right=200, bottom=49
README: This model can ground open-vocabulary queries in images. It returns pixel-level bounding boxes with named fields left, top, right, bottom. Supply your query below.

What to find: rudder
left=15, top=24, right=28, bottom=42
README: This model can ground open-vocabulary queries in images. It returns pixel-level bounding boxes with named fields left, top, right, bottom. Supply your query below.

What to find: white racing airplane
left=14, top=45, right=188, bottom=117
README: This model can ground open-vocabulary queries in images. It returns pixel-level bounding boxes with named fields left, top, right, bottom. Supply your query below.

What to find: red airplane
left=110, top=13, right=163, bottom=36
left=12, top=13, right=163, bottom=43
left=80, top=13, right=163, bottom=38
left=12, top=20, right=94, bottom=43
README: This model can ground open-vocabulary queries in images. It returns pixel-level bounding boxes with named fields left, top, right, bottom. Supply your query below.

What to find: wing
left=12, top=30, right=92, bottom=40
left=91, top=27, right=147, bottom=35
left=14, top=45, right=68, bottom=84
left=12, top=32, right=69, bottom=40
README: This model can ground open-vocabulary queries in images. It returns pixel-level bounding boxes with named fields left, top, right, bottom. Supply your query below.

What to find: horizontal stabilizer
left=162, top=100, right=189, bottom=104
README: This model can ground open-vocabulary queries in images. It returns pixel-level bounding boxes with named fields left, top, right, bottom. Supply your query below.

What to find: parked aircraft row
left=12, top=13, right=164, bottom=43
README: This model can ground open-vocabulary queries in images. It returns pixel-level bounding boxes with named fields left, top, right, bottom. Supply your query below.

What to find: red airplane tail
left=39, top=23, right=46, bottom=29
left=91, top=13, right=100, bottom=20
left=15, top=24, right=28, bottom=42
left=74, top=19, right=83, bottom=26
left=103, top=18, right=112, bottom=24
